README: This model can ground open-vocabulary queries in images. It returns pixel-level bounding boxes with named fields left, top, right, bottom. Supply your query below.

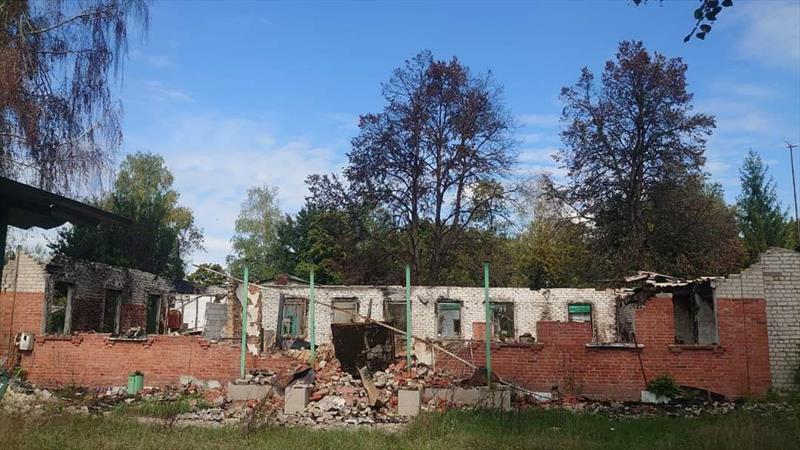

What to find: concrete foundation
left=423, top=386, right=511, bottom=411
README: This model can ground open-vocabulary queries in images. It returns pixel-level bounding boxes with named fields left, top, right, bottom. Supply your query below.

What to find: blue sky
left=106, top=0, right=800, bottom=266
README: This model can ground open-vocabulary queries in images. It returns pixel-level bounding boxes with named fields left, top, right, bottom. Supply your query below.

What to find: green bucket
left=127, top=372, right=144, bottom=394
left=134, top=374, right=144, bottom=392
left=127, top=374, right=137, bottom=395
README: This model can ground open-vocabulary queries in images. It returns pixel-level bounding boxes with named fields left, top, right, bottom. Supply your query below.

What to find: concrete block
left=284, top=384, right=310, bottom=414
left=227, top=383, right=272, bottom=401
left=398, top=389, right=422, bottom=416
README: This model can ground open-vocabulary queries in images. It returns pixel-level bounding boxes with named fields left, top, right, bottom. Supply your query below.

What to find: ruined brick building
left=1, top=248, right=798, bottom=400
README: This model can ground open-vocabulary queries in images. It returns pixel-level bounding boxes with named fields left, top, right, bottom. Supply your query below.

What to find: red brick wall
left=119, top=304, right=147, bottom=330
left=0, top=291, right=45, bottom=359
left=436, top=297, right=771, bottom=400
left=19, top=334, right=298, bottom=387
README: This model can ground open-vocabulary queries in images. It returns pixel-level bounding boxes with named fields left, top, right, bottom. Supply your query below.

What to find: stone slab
left=284, top=384, right=311, bottom=414
left=398, top=389, right=422, bottom=416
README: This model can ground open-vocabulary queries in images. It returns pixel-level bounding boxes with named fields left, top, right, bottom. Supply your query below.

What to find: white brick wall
left=1, top=251, right=46, bottom=293
left=258, top=285, right=618, bottom=344
left=713, top=247, right=800, bottom=392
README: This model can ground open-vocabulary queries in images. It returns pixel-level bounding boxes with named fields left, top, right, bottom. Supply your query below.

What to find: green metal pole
left=405, top=264, right=412, bottom=370
left=240, top=266, right=249, bottom=380
left=484, top=262, right=492, bottom=388
left=309, top=269, right=316, bottom=365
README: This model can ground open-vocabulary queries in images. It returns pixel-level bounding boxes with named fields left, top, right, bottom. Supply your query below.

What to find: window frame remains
left=568, top=303, right=593, bottom=323
left=490, top=301, right=515, bottom=340
left=331, top=297, right=359, bottom=324
left=383, top=299, right=408, bottom=331
left=102, top=289, right=123, bottom=334
left=436, top=299, right=462, bottom=338
left=44, top=281, right=74, bottom=335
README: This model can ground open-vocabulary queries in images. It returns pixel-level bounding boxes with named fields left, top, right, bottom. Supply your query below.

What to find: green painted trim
left=240, top=266, right=249, bottom=379
left=309, top=269, right=316, bottom=364
left=484, top=262, right=492, bottom=388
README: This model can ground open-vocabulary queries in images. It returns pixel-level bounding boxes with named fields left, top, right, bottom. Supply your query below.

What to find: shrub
left=647, top=374, right=680, bottom=398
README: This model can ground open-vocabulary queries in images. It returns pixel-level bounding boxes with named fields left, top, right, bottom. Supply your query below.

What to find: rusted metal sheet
left=330, top=322, right=395, bottom=376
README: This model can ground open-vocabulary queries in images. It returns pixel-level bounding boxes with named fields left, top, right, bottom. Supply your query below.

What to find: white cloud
left=519, top=147, right=558, bottom=164
left=322, top=112, right=359, bottom=131
left=733, top=1, right=800, bottom=70
left=143, top=80, right=193, bottom=102
left=695, top=98, right=773, bottom=135
left=143, top=115, right=345, bottom=265
left=518, top=113, right=560, bottom=128
left=130, top=51, right=176, bottom=69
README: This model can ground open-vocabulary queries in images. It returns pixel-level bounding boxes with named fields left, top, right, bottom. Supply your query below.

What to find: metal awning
left=0, top=176, right=131, bottom=230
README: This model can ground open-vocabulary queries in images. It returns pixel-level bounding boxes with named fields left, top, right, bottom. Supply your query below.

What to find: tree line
left=42, top=42, right=798, bottom=286
left=218, top=42, right=798, bottom=287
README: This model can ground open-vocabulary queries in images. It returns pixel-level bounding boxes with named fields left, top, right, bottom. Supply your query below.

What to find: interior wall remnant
left=615, top=298, right=638, bottom=342
left=490, top=302, right=514, bottom=340
left=383, top=300, right=407, bottom=331
left=672, top=284, right=717, bottom=345
left=672, top=292, right=695, bottom=344
left=281, top=297, right=308, bottom=337
left=437, top=300, right=462, bottom=338
left=696, top=292, right=717, bottom=344
left=203, top=303, right=227, bottom=340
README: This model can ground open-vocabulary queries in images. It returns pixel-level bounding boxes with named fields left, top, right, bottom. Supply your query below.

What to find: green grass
left=1, top=407, right=798, bottom=450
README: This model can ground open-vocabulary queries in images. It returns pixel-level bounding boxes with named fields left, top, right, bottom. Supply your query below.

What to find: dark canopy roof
left=0, top=176, right=131, bottom=230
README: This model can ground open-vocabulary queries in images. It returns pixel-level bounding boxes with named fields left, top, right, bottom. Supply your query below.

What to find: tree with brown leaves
left=553, top=41, right=740, bottom=277
left=1, top=0, right=148, bottom=192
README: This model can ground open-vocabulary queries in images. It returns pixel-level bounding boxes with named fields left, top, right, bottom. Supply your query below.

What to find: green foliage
left=647, top=374, right=681, bottom=398
left=227, top=185, right=284, bottom=282
left=736, top=151, right=791, bottom=264
left=187, top=263, right=228, bottom=289
left=275, top=202, right=402, bottom=285
left=49, top=152, right=203, bottom=280
left=646, top=177, right=745, bottom=277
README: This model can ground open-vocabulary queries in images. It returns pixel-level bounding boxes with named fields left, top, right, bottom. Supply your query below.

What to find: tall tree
left=227, top=185, right=284, bottom=282
left=511, top=177, right=595, bottom=289
left=51, top=152, right=203, bottom=279
left=555, top=40, right=716, bottom=276
left=647, top=177, right=745, bottom=277
left=274, top=174, right=401, bottom=285
left=1, top=0, right=149, bottom=192
left=347, top=50, right=516, bottom=283
left=736, top=150, right=790, bottom=263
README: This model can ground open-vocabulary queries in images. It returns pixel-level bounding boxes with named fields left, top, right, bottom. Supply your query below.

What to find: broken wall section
left=43, top=255, right=175, bottom=335
left=0, top=251, right=47, bottom=359
left=714, top=247, right=800, bottom=392
left=257, top=285, right=619, bottom=346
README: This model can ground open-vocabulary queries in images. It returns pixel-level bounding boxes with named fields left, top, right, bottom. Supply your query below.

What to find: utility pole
left=787, top=142, right=800, bottom=246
